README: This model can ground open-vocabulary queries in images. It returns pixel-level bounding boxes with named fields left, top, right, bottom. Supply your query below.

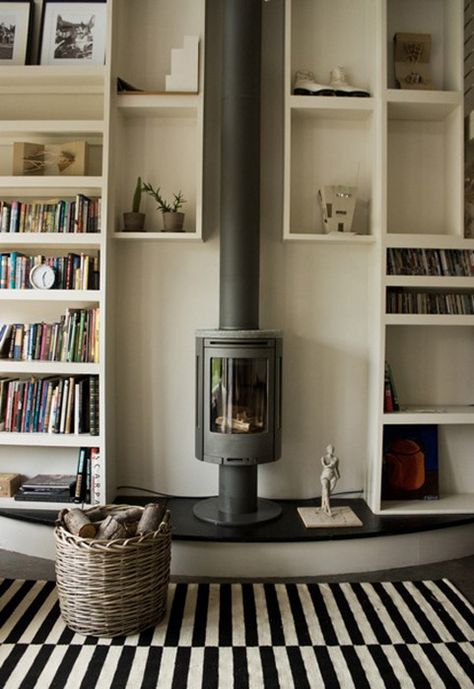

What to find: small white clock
left=29, top=264, right=56, bottom=290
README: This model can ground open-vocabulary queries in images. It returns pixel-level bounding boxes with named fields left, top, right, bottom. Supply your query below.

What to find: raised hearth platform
left=0, top=498, right=472, bottom=577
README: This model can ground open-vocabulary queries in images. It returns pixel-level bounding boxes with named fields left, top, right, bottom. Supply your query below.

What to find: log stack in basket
left=54, top=502, right=172, bottom=637
left=56, top=502, right=169, bottom=539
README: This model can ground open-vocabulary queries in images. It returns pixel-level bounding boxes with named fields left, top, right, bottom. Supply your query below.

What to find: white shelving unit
left=110, top=0, right=205, bottom=239
left=283, top=0, right=379, bottom=240
left=285, top=0, right=472, bottom=515
left=0, top=0, right=206, bottom=512
left=0, top=10, right=112, bottom=510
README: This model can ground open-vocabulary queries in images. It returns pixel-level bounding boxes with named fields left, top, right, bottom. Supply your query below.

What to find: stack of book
left=14, top=474, right=76, bottom=502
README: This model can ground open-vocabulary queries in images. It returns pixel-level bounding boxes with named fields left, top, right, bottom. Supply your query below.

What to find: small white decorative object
left=165, top=35, right=199, bottom=93
left=320, top=444, right=340, bottom=516
left=318, top=185, right=357, bottom=234
left=29, top=264, right=56, bottom=290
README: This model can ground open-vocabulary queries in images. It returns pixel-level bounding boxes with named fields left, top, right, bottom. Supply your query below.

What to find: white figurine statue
left=320, top=444, right=340, bottom=516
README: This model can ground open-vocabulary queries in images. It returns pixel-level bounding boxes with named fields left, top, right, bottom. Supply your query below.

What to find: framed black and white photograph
left=39, top=1, right=107, bottom=66
left=0, top=1, right=33, bottom=65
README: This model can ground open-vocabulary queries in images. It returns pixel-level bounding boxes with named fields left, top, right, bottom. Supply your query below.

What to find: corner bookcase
left=0, top=0, right=205, bottom=512
left=285, top=0, right=472, bottom=515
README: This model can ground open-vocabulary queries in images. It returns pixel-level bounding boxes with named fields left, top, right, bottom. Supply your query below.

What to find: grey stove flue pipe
left=219, top=0, right=262, bottom=332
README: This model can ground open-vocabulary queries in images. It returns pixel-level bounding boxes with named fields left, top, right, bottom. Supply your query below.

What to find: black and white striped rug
left=0, top=578, right=473, bottom=688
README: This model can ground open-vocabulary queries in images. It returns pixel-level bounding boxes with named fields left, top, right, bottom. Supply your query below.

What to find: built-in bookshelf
left=0, top=0, right=207, bottom=510
left=285, top=0, right=472, bottom=514
left=0, top=11, right=109, bottom=509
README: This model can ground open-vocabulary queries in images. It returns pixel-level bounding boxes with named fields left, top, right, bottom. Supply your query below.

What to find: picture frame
left=0, top=1, right=33, bottom=65
left=39, top=1, right=107, bottom=66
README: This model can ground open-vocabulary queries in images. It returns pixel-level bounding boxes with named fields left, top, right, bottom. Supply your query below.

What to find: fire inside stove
left=211, top=357, right=267, bottom=434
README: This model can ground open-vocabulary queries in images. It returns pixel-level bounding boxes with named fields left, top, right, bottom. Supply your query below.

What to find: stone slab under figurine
left=394, top=33, right=433, bottom=90
left=297, top=445, right=363, bottom=528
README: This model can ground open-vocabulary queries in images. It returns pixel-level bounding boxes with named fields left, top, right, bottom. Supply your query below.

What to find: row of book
left=0, top=375, right=99, bottom=435
left=0, top=307, right=100, bottom=363
left=384, top=361, right=400, bottom=413
left=387, top=248, right=474, bottom=277
left=0, top=252, right=100, bottom=290
left=14, top=449, right=101, bottom=504
left=0, top=195, right=101, bottom=234
left=387, top=289, right=474, bottom=315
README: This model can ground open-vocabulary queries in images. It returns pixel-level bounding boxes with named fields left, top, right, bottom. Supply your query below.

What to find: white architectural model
left=318, top=185, right=357, bottom=234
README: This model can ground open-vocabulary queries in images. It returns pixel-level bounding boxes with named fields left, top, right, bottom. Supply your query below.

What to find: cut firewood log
left=85, top=506, right=110, bottom=522
left=136, top=502, right=166, bottom=535
left=110, top=506, right=143, bottom=523
left=96, top=514, right=128, bottom=540
left=63, top=508, right=97, bottom=538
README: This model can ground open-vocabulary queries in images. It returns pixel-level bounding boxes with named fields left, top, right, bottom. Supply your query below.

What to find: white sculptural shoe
left=293, top=70, right=336, bottom=96
left=328, top=66, right=370, bottom=97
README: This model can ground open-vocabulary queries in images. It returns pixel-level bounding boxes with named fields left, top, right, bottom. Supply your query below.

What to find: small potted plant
left=142, top=181, right=186, bottom=232
left=123, top=176, right=145, bottom=231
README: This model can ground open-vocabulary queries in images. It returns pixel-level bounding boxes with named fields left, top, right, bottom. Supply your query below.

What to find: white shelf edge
left=117, top=93, right=200, bottom=117
left=0, top=233, right=103, bottom=248
left=379, top=494, right=474, bottom=515
left=383, top=407, right=474, bottom=424
left=0, top=176, right=104, bottom=190
left=0, top=121, right=104, bottom=134
left=386, top=89, right=461, bottom=105
left=0, top=290, right=101, bottom=302
left=0, top=433, right=101, bottom=447
left=0, top=498, right=95, bottom=510
left=0, top=361, right=100, bottom=374
left=384, top=314, right=474, bottom=326
left=385, top=276, right=474, bottom=287
left=114, top=231, right=202, bottom=241
left=385, top=234, right=474, bottom=249
left=289, top=95, right=375, bottom=119
left=283, top=233, right=375, bottom=244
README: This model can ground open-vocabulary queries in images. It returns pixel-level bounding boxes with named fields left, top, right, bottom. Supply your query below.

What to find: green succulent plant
left=142, top=182, right=186, bottom=213
left=132, top=176, right=143, bottom=213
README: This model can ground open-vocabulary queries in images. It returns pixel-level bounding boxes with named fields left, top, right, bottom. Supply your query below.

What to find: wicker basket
left=54, top=504, right=171, bottom=637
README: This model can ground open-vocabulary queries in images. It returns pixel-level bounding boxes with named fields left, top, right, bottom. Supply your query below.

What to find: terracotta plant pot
left=162, top=212, right=185, bottom=232
left=123, top=212, right=145, bottom=232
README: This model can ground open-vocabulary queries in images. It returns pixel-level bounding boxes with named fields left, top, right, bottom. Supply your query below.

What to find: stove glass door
left=210, top=357, right=268, bottom=434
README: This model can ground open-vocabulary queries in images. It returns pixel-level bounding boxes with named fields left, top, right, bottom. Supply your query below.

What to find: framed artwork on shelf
left=39, top=0, right=107, bottom=66
left=0, top=1, right=33, bottom=65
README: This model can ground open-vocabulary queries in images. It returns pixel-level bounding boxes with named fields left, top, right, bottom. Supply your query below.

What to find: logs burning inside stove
left=193, top=0, right=283, bottom=526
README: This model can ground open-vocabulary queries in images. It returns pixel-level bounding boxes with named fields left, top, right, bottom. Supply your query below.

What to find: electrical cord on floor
left=116, top=485, right=364, bottom=500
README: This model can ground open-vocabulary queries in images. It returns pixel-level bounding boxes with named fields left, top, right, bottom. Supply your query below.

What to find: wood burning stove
left=196, top=330, right=282, bottom=466
left=193, top=0, right=282, bottom=526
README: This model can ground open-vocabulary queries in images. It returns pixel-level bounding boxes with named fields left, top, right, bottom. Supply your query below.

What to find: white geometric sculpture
left=165, top=35, right=199, bottom=92
left=318, top=185, right=357, bottom=234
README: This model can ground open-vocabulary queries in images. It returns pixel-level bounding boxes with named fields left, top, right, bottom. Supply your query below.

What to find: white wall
left=113, top=0, right=370, bottom=502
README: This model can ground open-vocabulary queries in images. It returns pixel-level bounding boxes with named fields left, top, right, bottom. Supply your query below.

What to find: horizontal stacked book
left=14, top=473, right=76, bottom=503
left=387, top=289, right=474, bottom=314
left=387, top=248, right=474, bottom=276
left=0, top=252, right=100, bottom=290
left=0, top=307, right=99, bottom=363
left=0, top=375, right=99, bottom=435
left=0, top=195, right=101, bottom=234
